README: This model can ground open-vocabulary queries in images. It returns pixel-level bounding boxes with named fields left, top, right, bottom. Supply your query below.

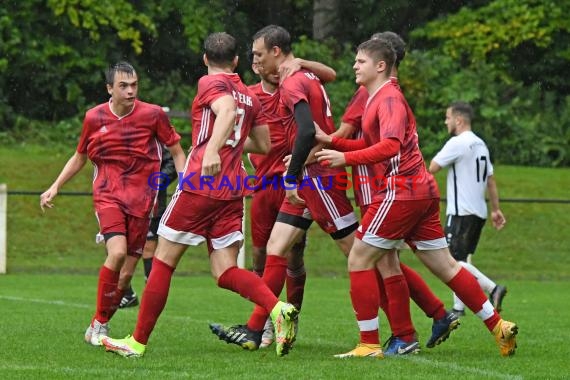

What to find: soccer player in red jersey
left=40, top=61, right=186, bottom=346
left=101, top=32, right=299, bottom=358
left=241, top=57, right=337, bottom=348
left=337, top=32, right=459, bottom=351
left=315, top=38, right=518, bottom=358
left=209, top=25, right=358, bottom=352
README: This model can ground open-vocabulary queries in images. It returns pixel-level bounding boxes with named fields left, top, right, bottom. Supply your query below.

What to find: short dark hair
left=449, top=101, right=474, bottom=123
left=105, top=61, right=136, bottom=85
left=357, top=38, right=396, bottom=73
left=204, top=32, right=237, bottom=66
left=252, top=25, right=292, bottom=54
left=371, top=31, right=406, bottom=67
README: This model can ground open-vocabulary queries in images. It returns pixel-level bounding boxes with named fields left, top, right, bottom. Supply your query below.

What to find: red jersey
left=341, top=85, right=367, bottom=131
left=183, top=73, right=265, bottom=200
left=341, top=86, right=371, bottom=206
left=77, top=99, right=181, bottom=218
left=247, top=82, right=288, bottom=181
left=278, top=69, right=340, bottom=178
left=361, top=80, right=439, bottom=200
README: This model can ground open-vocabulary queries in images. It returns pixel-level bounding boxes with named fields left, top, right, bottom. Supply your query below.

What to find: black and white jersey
left=433, top=131, right=493, bottom=219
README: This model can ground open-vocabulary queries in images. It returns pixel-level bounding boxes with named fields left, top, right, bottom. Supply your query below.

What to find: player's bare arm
left=279, top=58, right=337, bottom=84
left=244, top=124, right=270, bottom=154
left=202, top=94, right=237, bottom=176
left=40, top=152, right=88, bottom=211
left=166, top=142, right=186, bottom=174
left=429, top=160, right=442, bottom=173
left=330, top=121, right=356, bottom=139
left=314, top=149, right=346, bottom=168
left=487, top=175, right=506, bottom=230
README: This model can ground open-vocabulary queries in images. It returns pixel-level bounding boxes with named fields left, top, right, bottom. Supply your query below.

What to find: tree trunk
left=313, top=0, right=339, bottom=41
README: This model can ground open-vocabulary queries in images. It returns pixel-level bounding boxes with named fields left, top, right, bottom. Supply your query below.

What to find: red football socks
left=447, top=267, right=500, bottom=331
left=133, top=257, right=175, bottom=344
left=401, top=264, right=446, bottom=320
left=384, top=274, right=416, bottom=341
left=350, top=270, right=380, bottom=344
left=93, top=265, right=120, bottom=324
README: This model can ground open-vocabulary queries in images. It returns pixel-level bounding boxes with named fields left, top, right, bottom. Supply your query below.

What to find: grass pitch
left=1, top=275, right=569, bottom=379
left=1, top=145, right=570, bottom=378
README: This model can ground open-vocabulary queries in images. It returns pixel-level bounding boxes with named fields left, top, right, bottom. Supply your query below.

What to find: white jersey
left=432, top=131, right=493, bottom=219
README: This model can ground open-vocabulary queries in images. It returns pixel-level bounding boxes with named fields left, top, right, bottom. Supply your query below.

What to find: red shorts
left=280, top=176, right=357, bottom=234
left=357, top=198, right=447, bottom=250
left=96, top=207, right=149, bottom=257
left=159, top=190, right=244, bottom=253
left=251, top=184, right=285, bottom=249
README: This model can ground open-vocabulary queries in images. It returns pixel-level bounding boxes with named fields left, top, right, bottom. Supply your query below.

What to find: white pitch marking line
left=0, top=364, right=192, bottom=378
left=401, top=353, right=523, bottom=380
left=1, top=294, right=523, bottom=380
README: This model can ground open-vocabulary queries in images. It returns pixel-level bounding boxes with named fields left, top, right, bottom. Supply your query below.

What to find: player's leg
left=286, top=232, right=307, bottom=311
left=118, top=213, right=151, bottom=309
left=412, top=199, right=517, bottom=357
left=245, top=219, right=306, bottom=331
left=335, top=238, right=386, bottom=358
left=102, top=236, right=187, bottom=357
left=86, top=207, right=132, bottom=346
left=358, top=200, right=419, bottom=356
left=207, top=199, right=298, bottom=357
left=102, top=190, right=199, bottom=357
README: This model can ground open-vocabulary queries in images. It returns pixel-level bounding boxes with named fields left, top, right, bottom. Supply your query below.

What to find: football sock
left=133, top=257, right=175, bottom=344
left=459, top=261, right=496, bottom=293
left=143, top=257, right=153, bottom=281
left=446, top=267, right=500, bottom=331
left=93, top=265, right=120, bottom=324
left=350, top=270, right=380, bottom=344
left=375, top=269, right=390, bottom=320
left=246, top=255, right=287, bottom=331
left=401, top=263, right=446, bottom=320
left=286, top=265, right=306, bottom=310
left=217, top=266, right=279, bottom=316
left=384, top=274, right=416, bottom=342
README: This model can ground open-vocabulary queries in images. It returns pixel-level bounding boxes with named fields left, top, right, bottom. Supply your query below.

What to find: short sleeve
left=198, top=76, right=232, bottom=107
left=155, top=109, right=181, bottom=147
left=432, top=137, right=463, bottom=168
left=76, top=113, right=91, bottom=154
left=342, top=87, right=367, bottom=128
left=280, top=73, right=308, bottom=112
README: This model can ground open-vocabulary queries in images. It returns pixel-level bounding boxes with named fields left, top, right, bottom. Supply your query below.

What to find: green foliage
left=403, top=0, right=570, bottom=166
left=412, top=0, right=570, bottom=64
left=47, top=0, right=156, bottom=54
left=1, top=0, right=569, bottom=167
left=292, top=36, right=357, bottom=122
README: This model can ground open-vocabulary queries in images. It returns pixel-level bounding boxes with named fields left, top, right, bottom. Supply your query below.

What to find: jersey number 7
left=475, top=156, right=488, bottom=183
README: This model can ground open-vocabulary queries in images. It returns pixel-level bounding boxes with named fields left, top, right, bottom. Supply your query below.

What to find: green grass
left=0, top=274, right=569, bottom=379
left=1, top=145, right=569, bottom=279
left=1, top=144, right=570, bottom=378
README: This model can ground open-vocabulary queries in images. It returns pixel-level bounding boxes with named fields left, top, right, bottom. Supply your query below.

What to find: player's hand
left=491, top=210, right=506, bottom=230
left=313, top=122, right=332, bottom=145
left=315, top=149, right=346, bottom=168
left=202, top=151, right=222, bottom=177
left=283, top=154, right=292, bottom=170
left=40, top=186, right=58, bottom=212
left=279, top=58, right=303, bottom=82
left=286, top=187, right=305, bottom=206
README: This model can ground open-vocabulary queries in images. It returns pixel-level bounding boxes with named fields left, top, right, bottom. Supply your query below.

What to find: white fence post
left=0, top=184, right=7, bottom=274
left=237, top=197, right=246, bottom=269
